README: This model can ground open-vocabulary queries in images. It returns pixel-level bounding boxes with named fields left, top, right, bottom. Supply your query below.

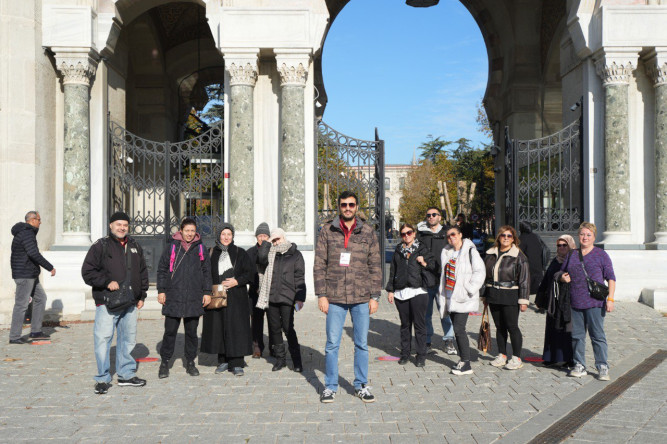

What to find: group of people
left=8, top=192, right=616, bottom=401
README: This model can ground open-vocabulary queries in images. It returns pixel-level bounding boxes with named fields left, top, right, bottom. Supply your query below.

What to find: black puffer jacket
left=157, top=239, right=212, bottom=318
left=386, top=241, right=437, bottom=292
left=10, top=223, right=53, bottom=279
left=81, top=236, right=149, bottom=305
left=483, top=244, right=530, bottom=305
left=416, top=222, right=448, bottom=276
left=258, top=242, right=306, bottom=305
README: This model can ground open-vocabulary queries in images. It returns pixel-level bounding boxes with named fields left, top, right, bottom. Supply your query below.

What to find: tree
left=418, top=135, right=453, bottom=163
left=201, top=84, right=224, bottom=123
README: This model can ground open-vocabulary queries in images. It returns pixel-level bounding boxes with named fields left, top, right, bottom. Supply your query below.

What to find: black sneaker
left=320, top=388, right=336, bottom=403
left=398, top=357, right=409, bottom=365
left=354, top=384, right=375, bottom=403
left=451, top=360, right=473, bottom=375
left=117, top=376, right=146, bottom=387
left=94, top=382, right=110, bottom=394
left=29, top=331, right=50, bottom=340
left=158, top=362, right=169, bottom=379
left=9, top=338, right=29, bottom=344
left=186, top=361, right=200, bottom=377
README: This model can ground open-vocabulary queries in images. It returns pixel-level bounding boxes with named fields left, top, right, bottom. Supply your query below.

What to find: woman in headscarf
left=156, top=217, right=211, bottom=379
left=536, top=234, right=576, bottom=367
left=200, top=223, right=254, bottom=376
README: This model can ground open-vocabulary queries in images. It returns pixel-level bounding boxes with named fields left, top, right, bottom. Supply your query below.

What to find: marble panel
left=228, top=84, right=254, bottom=232
left=604, top=83, right=630, bottom=232
left=279, top=85, right=305, bottom=231
left=656, top=84, right=667, bottom=232
left=63, top=83, right=90, bottom=234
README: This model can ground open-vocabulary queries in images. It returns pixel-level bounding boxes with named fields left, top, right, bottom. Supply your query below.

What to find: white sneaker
left=598, top=365, right=610, bottom=381
left=490, top=354, right=507, bottom=367
left=569, top=363, right=588, bottom=378
left=504, top=356, right=523, bottom=370
left=451, top=361, right=473, bottom=375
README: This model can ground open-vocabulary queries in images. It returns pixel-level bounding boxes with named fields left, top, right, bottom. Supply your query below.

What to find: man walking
left=9, top=211, right=55, bottom=344
left=246, top=222, right=272, bottom=358
left=81, top=212, right=149, bottom=395
left=417, top=207, right=457, bottom=355
left=314, top=191, right=382, bottom=404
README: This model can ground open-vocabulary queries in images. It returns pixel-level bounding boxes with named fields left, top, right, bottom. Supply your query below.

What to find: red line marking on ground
left=31, top=341, right=51, bottom=345
left=523, top=357, right=544, bottom=362
left=135, top=357, right=159, bottom=362
left=377, top=356, right=400, bottom=361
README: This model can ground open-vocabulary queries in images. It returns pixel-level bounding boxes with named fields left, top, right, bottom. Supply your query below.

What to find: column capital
left=222, top=49, right=259, bottom=87
left=53, top=48, right=99, bottom=86
left=593, top=49, right=640, bottom=86
left=275, top=50, right=311, bottom=87
left=644, top=48, right=667, bottom=87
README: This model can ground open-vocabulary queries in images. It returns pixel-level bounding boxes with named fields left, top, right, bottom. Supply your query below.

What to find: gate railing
left=317, top=119, right=385, bottom=276
left=505, top=113, right=584, bottom=233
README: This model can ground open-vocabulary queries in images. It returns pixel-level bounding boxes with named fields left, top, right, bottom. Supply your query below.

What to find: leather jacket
left=483, top=244, right=530, bottom=305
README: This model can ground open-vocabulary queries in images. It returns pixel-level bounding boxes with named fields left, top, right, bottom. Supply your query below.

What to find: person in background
left=256, top=228, right=305, bottom=372
left=483, top=225, right=530, bottom=371
left=246, top=222, right=272, bottom=358
left=156, top=217, right=212, bottom=379
left=455, top=213, right=474, bottom=240
left=559, top=222, right=615, bottom=381
left=519, top=221, right=545, bottom=303
left=386, top=223, right=437, bottom=368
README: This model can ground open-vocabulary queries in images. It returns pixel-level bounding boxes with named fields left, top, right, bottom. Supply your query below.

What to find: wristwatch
left=370, top=295, right=380, bottom=302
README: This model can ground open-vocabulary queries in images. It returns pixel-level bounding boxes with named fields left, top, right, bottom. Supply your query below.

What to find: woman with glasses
left=559, top=222, right=615, bottom=381
left=437, top=226, right=486, bottom=375
left=386, top=223, right=437, bottom=367
left=483, top=225, right=530, bottom=370
left=536, top=235, right=576, bottom=367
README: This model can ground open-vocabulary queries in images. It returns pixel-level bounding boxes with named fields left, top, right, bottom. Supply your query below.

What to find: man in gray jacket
left=9, top=211, right=55, bottom=344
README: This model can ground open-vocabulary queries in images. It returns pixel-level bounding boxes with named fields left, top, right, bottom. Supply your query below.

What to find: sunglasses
left=557, top=243, right=568, bottom=248
left=400, top=230, right=414, bottom=237
left=500, top=234, right=513, bottom=238
left=426, top=213, right=440, bottom=218
left=340, top=202, right=356, bottom=209
left=447, top=232, right=459, bottom=238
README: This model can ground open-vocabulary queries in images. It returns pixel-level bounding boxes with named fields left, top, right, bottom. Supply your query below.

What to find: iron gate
left=317, top=120, right=385, bottom=271
left=505, top=114, right=584, bottom=232
left=108, top=120, right=224, bottom=281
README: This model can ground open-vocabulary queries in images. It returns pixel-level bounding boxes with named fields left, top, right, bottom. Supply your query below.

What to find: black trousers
left=489, top=303, right=523, bottom=358
left=449, top=312, right=470, bottom=361
left=395, top=293, right=428, bottom=360
left=266, top=302, right=301, bottom=360
left=160, top=316, right=199, bottom=362
left=250, top=294, right=269, bottom=352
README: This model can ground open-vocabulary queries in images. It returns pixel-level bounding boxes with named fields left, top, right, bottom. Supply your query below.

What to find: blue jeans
left=425, top=286, right=454, bottom=343
left=571, top=306, right=608, bottom=370
left=324, top=302, right=369, bottom=392
left=93, top=304, right=138, bottom=382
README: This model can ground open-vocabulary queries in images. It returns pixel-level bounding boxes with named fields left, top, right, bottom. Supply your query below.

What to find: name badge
left=339, top=252, right=351, bottom=267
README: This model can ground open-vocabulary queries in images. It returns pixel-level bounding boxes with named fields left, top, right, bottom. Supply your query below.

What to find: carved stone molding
left=227, top=62, right=258, bottom=87
left=648, top=63, right=667, bottom=86
left=595, top=60, right=634, bottom=86
left=278, top=63, right=308, bottom=87
left=55, top=53, right=98, bottom=86
left=645, top=49, right=667, bottom=87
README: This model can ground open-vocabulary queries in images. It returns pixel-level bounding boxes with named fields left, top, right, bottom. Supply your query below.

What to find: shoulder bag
left=578, top=249, right=608, bottom=301
left=103, top=240, right=137, bottom=311
left=207, top=247, right=234, bottom=309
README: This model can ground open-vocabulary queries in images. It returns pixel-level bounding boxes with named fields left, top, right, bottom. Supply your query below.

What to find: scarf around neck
left=399, top=239, right=420, bottom=259
left=256, top=241, right=293, bottom=310
left=173, top=231, right=200, bottom=251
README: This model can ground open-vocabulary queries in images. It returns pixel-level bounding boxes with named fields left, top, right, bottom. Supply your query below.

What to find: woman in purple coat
left=559, top=222, right=616, bottom=381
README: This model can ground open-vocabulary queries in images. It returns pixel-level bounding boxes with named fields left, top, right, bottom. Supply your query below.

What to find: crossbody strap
left=577, top=249, right=590, bottom=280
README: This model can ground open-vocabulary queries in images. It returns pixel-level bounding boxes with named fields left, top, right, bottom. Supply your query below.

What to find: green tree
left=418, top=135, right=453, bottom=163
left=201, top=84, right=224, bottom=123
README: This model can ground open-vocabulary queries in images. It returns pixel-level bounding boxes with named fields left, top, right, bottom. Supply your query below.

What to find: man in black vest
left=81, top=212, right=149, bottom=395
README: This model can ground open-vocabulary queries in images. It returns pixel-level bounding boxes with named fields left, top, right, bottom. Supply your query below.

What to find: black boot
left=291, top=346, right=303, bottom=373
left=158, top=361, right=169, bottom=379
left=272, top=344, right=286, bottom=371
left=186, top=360, right=200, bottom=376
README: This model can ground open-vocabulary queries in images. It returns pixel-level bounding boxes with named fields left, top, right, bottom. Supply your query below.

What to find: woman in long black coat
left=156, top=217, right=212, bottom=379
left=200, top=223, right=254, bottom=376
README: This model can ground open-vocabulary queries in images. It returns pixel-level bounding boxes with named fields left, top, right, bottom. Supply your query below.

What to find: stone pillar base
left=58, top=232, right=92, bottom=247
left=652, top=232, right=667, bottom=245
left=598, top=231, right=633, bottom=246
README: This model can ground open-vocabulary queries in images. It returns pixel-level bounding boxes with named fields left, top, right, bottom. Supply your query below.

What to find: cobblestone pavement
left=1, top=301, right=665, bottom=443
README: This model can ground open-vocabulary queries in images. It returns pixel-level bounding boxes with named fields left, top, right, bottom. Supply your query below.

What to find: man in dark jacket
left=9, top=211, right=55, bottom=344
left=81, top=211, right=149, bottom=395
left=246, top=222, right=272, bottom=358
left=417, top=207, right=456, bottom=355
left=314, top=191, right=382, bottom=404
left=519, top=221, right=544, bottom=299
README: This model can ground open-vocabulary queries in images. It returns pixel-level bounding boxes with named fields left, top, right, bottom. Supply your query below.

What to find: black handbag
left=578, top=249, right=608, bottom=301
left=103, top=244, right=136, bottom=311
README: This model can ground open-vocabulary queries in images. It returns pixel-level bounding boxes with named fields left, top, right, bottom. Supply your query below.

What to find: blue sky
left=321, top=0, right=490, bottom=165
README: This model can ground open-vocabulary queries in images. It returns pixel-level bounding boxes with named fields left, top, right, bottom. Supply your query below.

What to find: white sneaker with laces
left=504, top=356, right=523, bottom=370
left=569, top=363, right=588, bottom=378
left=490, top=354, right=507, bottom=367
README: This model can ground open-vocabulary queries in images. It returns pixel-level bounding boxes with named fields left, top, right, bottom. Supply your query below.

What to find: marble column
left=55, top=51, right=98, bottom=245
left=595, top=57, right=634, bottom=239
left=647, top=51, right=667, bottom=243
left=276, top=52, right=310, bottom=232
left=225, top=54, right=258, bottom=232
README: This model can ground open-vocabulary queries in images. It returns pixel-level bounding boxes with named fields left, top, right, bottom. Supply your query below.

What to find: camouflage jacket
left=314, top=216, right=382, bottom=304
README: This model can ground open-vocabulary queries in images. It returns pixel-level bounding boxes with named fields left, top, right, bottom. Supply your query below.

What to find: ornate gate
left=108, top=121, right=224, bottom=281
left=317, top=120, right=385, bottom=267
left=505, top=115, right=584, bottom=233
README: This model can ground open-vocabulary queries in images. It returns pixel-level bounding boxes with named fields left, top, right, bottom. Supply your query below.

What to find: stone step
left=639, top=288, right=667, bottom=313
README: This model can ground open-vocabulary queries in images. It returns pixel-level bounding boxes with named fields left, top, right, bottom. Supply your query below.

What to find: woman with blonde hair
left=482, top=225, right=530, bottom=370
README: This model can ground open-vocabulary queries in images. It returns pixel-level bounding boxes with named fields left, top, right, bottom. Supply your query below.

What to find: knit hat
left=269, top=227, right=286, bottom=242
left=219, top=222, right=235, bottom=235
left=109, top=211, right=130, bottom=223
left=255, top=222, right=270, bottom=237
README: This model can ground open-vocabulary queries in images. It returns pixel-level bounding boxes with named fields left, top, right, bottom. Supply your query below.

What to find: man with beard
left=314, top=191, right=382, bottom=404
left=81, top=212, right=149, bottom=395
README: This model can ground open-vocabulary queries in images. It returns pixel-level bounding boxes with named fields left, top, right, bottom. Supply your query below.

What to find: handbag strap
left=481, top=304, right=489, bottom=323
left=577, top=249, right=590, bottom=280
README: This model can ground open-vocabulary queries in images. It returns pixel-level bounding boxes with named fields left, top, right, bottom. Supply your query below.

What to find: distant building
left=384, top=163, right=417, bottom=231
